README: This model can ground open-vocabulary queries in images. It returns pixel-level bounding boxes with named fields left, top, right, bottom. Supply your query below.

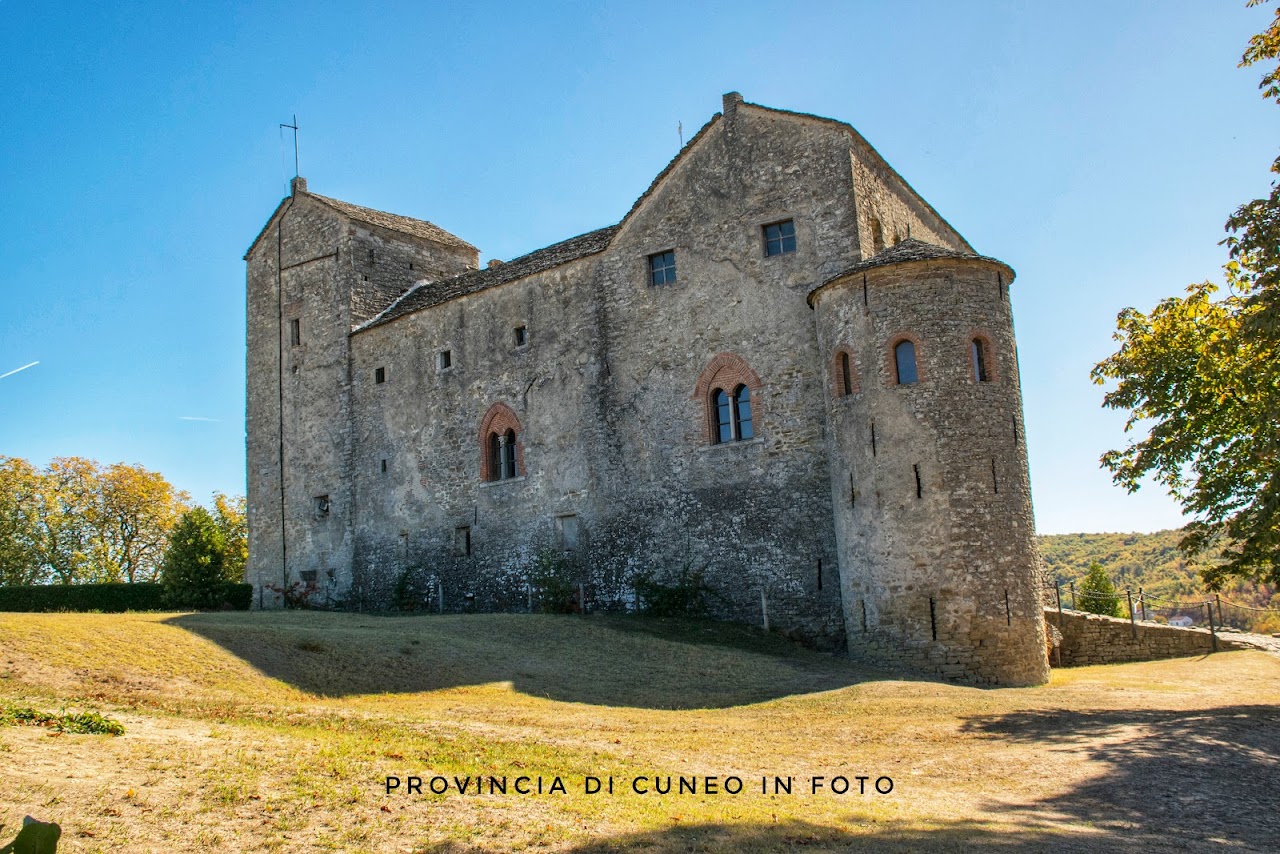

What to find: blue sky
left=0, top=1, right=1275, bottom=534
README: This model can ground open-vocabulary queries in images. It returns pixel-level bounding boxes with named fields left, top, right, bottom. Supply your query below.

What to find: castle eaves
left=355, top=224, right=619, bottom=333
left=305, top=191, right=478, bottom=252
left=807, top=238, right=1014, bottom=306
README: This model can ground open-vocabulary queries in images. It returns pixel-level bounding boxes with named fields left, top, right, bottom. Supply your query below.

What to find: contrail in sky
left=0, top=361, right=38, bottom=380
left=179, top=416, right=220, bottom=422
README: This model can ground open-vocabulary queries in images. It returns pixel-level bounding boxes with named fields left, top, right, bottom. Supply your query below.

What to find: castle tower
left=808, top=239, right=1050, bottom=686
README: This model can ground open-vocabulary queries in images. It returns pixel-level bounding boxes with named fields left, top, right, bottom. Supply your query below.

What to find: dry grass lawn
left=1, top=610, right=1277, bottom=852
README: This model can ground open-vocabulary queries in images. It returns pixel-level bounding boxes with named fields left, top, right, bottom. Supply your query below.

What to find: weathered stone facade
left=245, top=93, right=1050, bottom=686
left=1047, top=609, right=1245, bottom=667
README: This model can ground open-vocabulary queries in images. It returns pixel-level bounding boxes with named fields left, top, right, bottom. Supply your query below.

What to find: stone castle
left=245, top=93, right=1050, bottom=687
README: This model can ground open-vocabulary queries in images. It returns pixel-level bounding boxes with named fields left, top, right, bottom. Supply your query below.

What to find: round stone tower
left=808, top=239, right=1049, bottom=687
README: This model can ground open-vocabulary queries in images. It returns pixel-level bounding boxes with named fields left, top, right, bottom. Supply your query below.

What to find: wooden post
left=1055, top=583, right=1063, bottom=622
left=1069, top=581, right=1076, bottom=610
left=760, top=589, right=769, bottom=631
left=1126, top=589, right=1137, bottom=639
left=1205, top=602, right=1219, bottom=652
left=1138, top=587, right=1147, bottom=621
left=1216, top=593, right=1224, bottom=628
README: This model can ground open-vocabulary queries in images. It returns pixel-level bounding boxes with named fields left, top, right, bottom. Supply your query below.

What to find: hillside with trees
left=1038, top=530, right=1280, bottom=632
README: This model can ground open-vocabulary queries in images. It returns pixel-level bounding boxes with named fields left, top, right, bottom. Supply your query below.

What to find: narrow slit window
left=763, top=220, right=797, bottom=256
left=914, top=464, right=922, bottom=499
left=289, top=318, right=301, bottom=347
left=840, top=351, right=853, bottom=396
left=894, top=340, right=918, bottom=385
left=374, top=366, right=386, bottom=384
left=514, top=326, right=528, bottom=347
left=972, top=339, right=989, bottom=382
left=380, top=458, right=387, bottom=474
left=439, top=350, right=452, bottom=370
left=648, top=250, right=677, bottom=286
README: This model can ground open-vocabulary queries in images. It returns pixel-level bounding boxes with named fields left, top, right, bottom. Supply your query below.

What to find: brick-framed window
left=886, top=333, right=925, bottom=386
left=832, top=347, right=860, bottom=397
left=969, top=333, right=997, bottom=383
left=763, top=219, right=797, bottom=257
left=478, top=402, right=526, bottom=482
left=648, top=250, right=677, bottom=286
left=692, top=352, right=763, bottom=444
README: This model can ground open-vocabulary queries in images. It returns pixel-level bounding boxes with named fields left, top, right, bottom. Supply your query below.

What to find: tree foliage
left=160, top=507, right=233, bottom=608
left=1077, top=561, right=1124, bottom=618
left=211, top=492, right=248, bottom=582
left=1092, top=2, right=1280, bottom=586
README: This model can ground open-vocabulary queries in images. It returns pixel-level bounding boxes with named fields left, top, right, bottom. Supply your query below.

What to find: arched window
left=478, top=402, right=524, bottom=482
left=694, top=352, right=763, bottom=445
left=894, top=340, right=918, bottom=385
left=713, top=389, right=733, bottom=444
left=734, top=385, right=753, bottom=440
left=972, top=338, right=990, bottom=382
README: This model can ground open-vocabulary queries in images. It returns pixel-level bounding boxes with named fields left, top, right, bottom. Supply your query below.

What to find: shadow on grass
left=164, top=611, right=880, bottom=709
left=957, top=704, right=1280, bottom=852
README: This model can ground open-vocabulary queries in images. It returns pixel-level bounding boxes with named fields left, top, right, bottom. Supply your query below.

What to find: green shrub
left=530, top=550, right=581, bottom=613
left=1, top=702, right=125, bottom=735
left=161, top=507, right=236, bottom=609
left=634, top=564, right=714, bottom=617
left=0, top=581, right=166, bottom=612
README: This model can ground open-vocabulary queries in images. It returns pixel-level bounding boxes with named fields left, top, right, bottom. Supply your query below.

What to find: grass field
left=1, top=611, right=1277, bottom=852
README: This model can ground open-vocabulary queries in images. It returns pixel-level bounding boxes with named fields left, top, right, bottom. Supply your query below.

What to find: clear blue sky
left=1, top=2, right=1275, bottom=534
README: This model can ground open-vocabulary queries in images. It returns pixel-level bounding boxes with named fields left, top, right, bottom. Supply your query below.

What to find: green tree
left=1078, top=562, right=1123, bottom=618
left=160, top=507, right=229, bottom=608
left=1092, top=1, right=1280, bottom=587
left=0, top=456, right=48, bottom=585
left=211, top=492, right=247, bottom=582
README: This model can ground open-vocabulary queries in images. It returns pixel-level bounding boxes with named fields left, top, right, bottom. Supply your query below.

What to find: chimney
left=722, top=91, right=743, bottom=116
left=487, top=259, right=504, bottom=268
left=291, top=176, right=308, bottom=196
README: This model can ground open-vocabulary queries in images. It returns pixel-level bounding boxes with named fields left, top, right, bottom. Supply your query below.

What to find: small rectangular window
left=456, top=525, right=472, bottom=557
left=648, top=250, right=677, bottom=285
left=439, top=349, right=452, bottom=370
left=289, top=318, right=301, bottom=346
left=557, top=514, right=579, bottom=551
left=380, top=458, right=387, bottom=474
left=514, top=326, right=528, bottom=347
left=314, top=495, right=330, bottom=517
left=764, top=220, right=797, bottom=256
left=374, top=367, right=386, bottom=384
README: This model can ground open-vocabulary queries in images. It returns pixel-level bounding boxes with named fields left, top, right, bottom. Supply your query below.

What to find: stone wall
left=1047, top=608, right=1246, bottom=667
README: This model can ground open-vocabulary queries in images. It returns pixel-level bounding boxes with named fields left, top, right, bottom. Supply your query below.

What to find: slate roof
left=305, top=192, right=477, bottom=252
left=807, top=239, right=1013, bottom=305
left=357, top=224, right=619, bottom=332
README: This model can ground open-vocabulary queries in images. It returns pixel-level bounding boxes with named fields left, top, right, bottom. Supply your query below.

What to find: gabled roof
left=807, top=239, right=1013, bottom=305
left=243, top=187, right=476, bottom=259
left=305, top=191, right=477, bottom=252
left=356, top=224, right=619, bottom=333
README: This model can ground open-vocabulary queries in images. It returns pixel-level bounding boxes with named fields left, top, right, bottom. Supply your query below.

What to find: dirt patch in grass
left=1, top=611, right=1276, bottom=852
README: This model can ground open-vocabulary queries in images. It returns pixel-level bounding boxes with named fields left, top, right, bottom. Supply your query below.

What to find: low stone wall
left=1044, top=608, right=1246, bottom=667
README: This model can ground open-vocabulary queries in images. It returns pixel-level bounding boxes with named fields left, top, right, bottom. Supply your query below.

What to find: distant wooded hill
left=1037, top=530, right=1279, bottom=632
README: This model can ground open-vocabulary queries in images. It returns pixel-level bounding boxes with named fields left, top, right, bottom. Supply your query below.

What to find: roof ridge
left=304, top=191, right=478, bottom=252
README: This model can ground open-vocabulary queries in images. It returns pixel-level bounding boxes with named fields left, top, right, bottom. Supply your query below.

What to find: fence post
left=1205, top=602, right=1219, bottom=652
left=1126, top=588, right=1137, bottom=639
left=1055, top=583, right=1063, bottom=622
left=1138, top=587, right=1147, bottom=621
left=1070, top=582, right=1077, bottom=610
left=1216, top=593, right=1224, bottom=628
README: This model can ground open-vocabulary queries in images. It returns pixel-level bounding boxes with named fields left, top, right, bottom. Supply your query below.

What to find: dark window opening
left=870, top=421, right=877, bottom=456
left=289, top=318, right=300, bottom=347
left=840, top=351, right=853, bottom=396
left=380, top=458, right=387, bottom=474
left=894, top=340, right=918, bottom=385
left=314, top=495, right=330, bottom=517
left=368, top=248, right=375, bottom=265
left=408, top=262, right=414, bottom=270
left=914, top=464, right=922, bottom=499
left=817, top=559, right=823, bottom=591
left=734, top=385, right=753, bottom=440
left=487, top=429, right=520, bottom=481
left=713, top=389, right=733, bottom=444
left=374, top=366, right=386, bottom=384
left=514, top=326, right=528, bottom=347
left=648, top=250, right=677, bottom=286
left=300, top=569, right=318, bottom=584
left=870, top=217, right=885, bottom=254
left=991, top=459, right=999, bottom=494
left=439, top=350, right=452, bottom=370
left=972, top=339, right=989, bottom=382
left=764, top=220, right=797, bottom=256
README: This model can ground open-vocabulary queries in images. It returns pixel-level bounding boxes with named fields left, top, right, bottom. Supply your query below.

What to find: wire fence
left=1044, top=579, right=1280, bottom=642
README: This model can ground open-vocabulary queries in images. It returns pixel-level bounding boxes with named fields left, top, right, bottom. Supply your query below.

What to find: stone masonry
left=244, top=92, right=1051, bottom=686
left=1047, top=608, right=1246, bottom=667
